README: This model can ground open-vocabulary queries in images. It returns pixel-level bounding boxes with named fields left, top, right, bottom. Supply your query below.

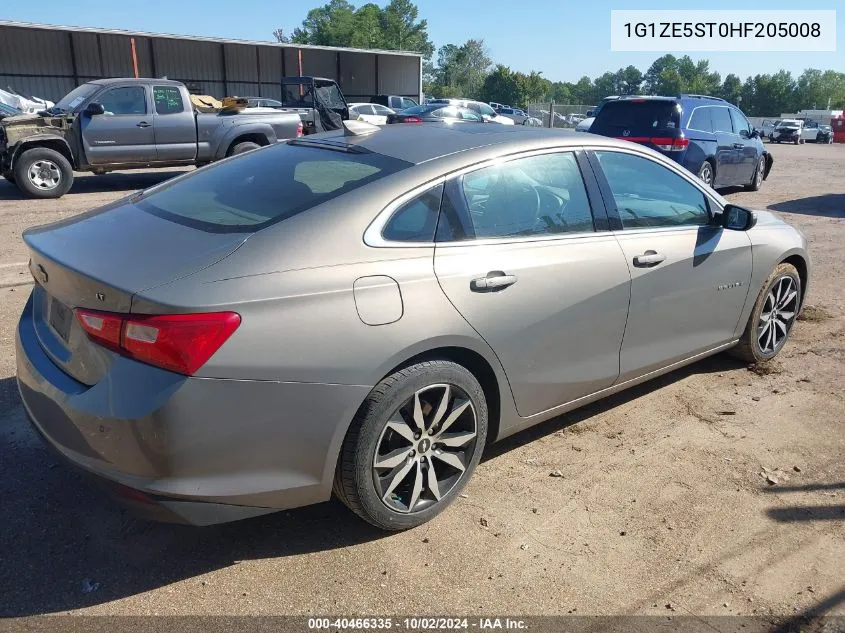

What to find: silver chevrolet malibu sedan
left=17, top=122, right=809, bottom=530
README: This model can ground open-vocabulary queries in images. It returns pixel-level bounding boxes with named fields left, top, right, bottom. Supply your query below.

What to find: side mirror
left=85, top=102, right=105, bottom=116
left=750, top=128, right=760, bottom=138
left=721, top=204, right=755, bottom=231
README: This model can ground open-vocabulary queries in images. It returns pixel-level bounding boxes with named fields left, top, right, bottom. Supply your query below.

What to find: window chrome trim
left=363, top=177, right=446, bottom=248
left=363, top=143, right=724, bottom=248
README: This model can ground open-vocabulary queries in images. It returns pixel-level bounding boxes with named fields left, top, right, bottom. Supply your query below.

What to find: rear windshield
left=136, top=144, right=410, bottom=233
left=591, top=100, right=681, bottom=136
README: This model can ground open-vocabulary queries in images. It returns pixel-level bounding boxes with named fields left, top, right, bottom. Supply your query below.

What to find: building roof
left=0, top=20, right=425, bottom=58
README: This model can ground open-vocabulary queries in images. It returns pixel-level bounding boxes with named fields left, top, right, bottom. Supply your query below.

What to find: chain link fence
left=526, top=104, right=596, bottom=128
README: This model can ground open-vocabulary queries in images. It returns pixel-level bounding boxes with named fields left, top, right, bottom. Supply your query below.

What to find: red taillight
left=650, top=136, right=689, bottom=151
left=77, top=309, right=122, bottom=352
left=296, top=121, right=303, bottom=137
left=75, top=309, right=240, bottom=375
left=614, top=136, right=689, bottom=151
left=403, top=116, right=423, bottom=123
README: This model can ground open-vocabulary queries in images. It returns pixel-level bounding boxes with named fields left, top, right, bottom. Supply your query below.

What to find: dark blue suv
left=590, top=95, right=773, bottom=191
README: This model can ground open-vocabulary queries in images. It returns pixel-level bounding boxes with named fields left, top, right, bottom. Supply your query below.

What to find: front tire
left=334, top=360, right=488, bottom=531
left=745, top=156, right=766, bottom=191
left=730, top=263, right=801, bottom=363
left=13, top=147, right=74, bottom=199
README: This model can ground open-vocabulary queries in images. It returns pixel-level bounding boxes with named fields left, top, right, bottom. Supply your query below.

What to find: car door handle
left=471, top=272, right=518, bottom=291
left=136, top=121, right=151, bottom=128
left=733, top=143, right=744, bottom=149
left=633, top=251, right=666, bottom=267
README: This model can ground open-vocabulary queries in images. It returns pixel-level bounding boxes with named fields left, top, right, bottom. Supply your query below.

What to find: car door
left=589, top=148, right=752, bottom=381
left=151, top=85, right=197, bottom=162
left=433, top=150, right=632, bottom=417
left=80, top=84, right=156, bottom=165
left=729, top=107, right=757, bottom=184
left=709, top=106, right=740, bottom=186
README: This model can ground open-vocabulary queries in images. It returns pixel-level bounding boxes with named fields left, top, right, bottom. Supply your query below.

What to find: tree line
left=277, top=1, right=845, bottom=116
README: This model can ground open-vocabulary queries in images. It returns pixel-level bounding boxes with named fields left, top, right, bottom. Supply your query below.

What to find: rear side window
left=382, top=185, right=444, bottom=242
left=591, top=100, right=681, bottom=136
left=461, top=152, right=594, bottom=238
left=688, top=107, right=713, bottom=132
left=729, top=109, right=751, bottom=136
left=710, top=107, right=733, bottom=133
left=137, top=144, right=411, bottom=233
left=153, top=86, right=184, bottom=115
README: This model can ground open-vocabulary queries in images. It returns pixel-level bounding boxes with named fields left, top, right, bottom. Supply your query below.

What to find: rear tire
left=227, top=141, right=261, bottom=157
left=730, top=263, right=801, bottom=364
left=13, top=147, right=74, bottom=199
left=334, top=360, right=488, bottom=531
left=697, top=160, right=715, bottom=188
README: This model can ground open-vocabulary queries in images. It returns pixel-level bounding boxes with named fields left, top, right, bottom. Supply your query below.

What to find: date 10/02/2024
left=307, top=617, right=527, bottom=630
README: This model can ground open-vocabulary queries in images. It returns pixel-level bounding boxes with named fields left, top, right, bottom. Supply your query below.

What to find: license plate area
left=49, top=297, right=72, bottom=343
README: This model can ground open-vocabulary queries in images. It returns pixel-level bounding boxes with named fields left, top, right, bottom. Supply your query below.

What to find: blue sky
left=2, top=0, right=842, bottom=82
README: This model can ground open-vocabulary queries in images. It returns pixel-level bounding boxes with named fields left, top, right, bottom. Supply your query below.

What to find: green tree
left=289, top=0, right=357, bottom=46
left=379, top=0, right=434, bottom=55
left=616, top=66, right=643, bottom=95
left=644, top=54, right=678, bottom=94
left=719, top=74, right=742, bottom=105
left=480, top=64, right=526, bottom=106
left=428, top=40, right=492, bottom=99
left=350, top=3, right=384, bottom=49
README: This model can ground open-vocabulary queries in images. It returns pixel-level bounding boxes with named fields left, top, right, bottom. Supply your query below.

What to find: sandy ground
left=0, top=144, right=842, bottom=620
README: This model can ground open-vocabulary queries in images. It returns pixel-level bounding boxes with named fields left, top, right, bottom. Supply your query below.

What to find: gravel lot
left=0, top=143, right=843, bottom=620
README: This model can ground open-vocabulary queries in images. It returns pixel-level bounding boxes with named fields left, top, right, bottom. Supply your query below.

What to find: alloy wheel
left=27, top=160, right=62, bottom=190
left=698, top=162, right=713, bottom=186
left=757, top=276, right=798, bottom=354
left=373, top=384, right=477, bottom=514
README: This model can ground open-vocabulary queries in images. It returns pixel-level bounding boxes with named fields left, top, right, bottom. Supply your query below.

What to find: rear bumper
left=16, top=293, right=371, bottom=525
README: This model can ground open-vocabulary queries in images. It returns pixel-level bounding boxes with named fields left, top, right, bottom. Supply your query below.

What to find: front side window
left=153, top=86, right=184, bottom=115
left=401, top=98, right=418, bottom=109
left=595, top=151, right=710, bottom=229
left=382, top=185, right=444, bottom=242
left=460, top=110, right=482, bottom=121
left=729, top=108, right=751, bottom=137
left=99, top=86, right=147, bottom=115
left=460, top=152, right=595, bottom=239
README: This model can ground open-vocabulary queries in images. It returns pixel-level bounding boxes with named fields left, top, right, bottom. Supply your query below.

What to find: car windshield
left=590, top=100, right=681, bottom=136
left=51, top=83, right=100, bottom=113
left=136, top=144, right=411, bottom=233
left=777, top=120, right=800, bottom=127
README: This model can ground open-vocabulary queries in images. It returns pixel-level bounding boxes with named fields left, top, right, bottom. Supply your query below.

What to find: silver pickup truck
left=0, top=78, right=303, bottom=198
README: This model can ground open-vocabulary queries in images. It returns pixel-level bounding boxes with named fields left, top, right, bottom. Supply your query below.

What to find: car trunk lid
left=23, top=199, right=248, bottom=385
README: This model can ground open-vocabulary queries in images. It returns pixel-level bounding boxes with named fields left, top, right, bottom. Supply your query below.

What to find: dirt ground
left=0, top=143, right=842, bottom=620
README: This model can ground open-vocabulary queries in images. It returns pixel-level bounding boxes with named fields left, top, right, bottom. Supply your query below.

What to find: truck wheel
left=227, top=141, right=261, bottom=157
left=13, top=147, right=74, bottom=199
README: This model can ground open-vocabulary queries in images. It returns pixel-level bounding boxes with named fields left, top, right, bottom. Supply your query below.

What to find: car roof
left=304, top=123, right=630, bottom=166
left=88, top=78, right=184, bottom=87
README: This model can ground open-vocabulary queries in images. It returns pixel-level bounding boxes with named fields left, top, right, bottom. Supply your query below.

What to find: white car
left=497, top=107, right=541, bottom=126
left=575, top=117, right=593, bottom=132
left=348, top=103, right=395, bottom=126
left=432, top=99, right=515, bottom=125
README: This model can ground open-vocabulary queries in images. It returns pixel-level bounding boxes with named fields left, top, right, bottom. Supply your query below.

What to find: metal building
left=0, top=21, right=423, bottom=104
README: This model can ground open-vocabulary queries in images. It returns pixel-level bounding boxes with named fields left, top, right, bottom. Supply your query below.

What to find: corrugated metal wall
left=0, top=23, right=421, bottom=103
